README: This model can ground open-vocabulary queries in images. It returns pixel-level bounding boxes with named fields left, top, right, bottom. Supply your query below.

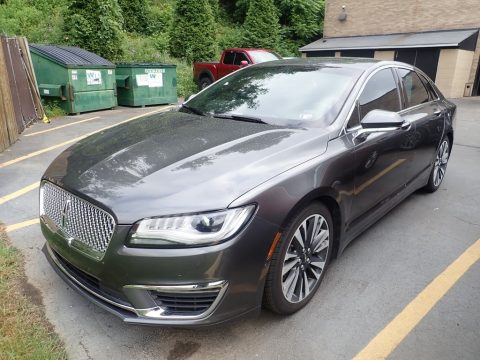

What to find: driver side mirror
left=240, top=60, right=249, bottom=68
left=355, top=110, right=410, bottom=140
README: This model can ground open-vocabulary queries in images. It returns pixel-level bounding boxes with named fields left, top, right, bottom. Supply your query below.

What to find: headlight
left=128, top=205, right=256, bottom=247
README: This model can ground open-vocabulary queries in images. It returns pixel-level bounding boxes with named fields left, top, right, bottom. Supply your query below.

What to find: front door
left=347, top=68, right=415, bottom=228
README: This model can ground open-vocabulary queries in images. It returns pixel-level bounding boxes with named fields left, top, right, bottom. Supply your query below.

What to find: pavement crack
left=453, top=216, right=480, bottom=227
left=79, top=340, right=93, bottom=360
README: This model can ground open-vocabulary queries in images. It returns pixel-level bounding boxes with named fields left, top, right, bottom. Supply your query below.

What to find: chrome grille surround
left=40, top=181, right=116, bottom=259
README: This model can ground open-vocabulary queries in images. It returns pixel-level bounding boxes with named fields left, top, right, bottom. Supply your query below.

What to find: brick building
left=300, top=0, right=480, bottom=98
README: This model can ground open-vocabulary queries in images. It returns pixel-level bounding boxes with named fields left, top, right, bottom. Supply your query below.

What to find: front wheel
left=424, top=136, right=450, bottom=192
left=263, top=203, right=333, bottom=315
left=198, top=77, right=212, bottom=90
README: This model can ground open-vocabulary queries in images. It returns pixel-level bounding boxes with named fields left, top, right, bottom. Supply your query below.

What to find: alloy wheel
left=433, top=140, right=449, bottom=187
left=281, top=214, right=330, bottom=303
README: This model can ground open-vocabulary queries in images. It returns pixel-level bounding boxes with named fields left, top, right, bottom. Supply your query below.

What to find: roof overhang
left=300, top=29, right=479, bottom=52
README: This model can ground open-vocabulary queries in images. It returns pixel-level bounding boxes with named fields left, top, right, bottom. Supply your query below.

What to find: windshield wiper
left=181, top=104, right=205, bottom=116
left=212, top=113, right=267, bottom=124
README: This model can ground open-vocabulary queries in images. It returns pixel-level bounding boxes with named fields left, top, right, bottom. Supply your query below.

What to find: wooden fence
left=0, top=36, right=44, bottom=152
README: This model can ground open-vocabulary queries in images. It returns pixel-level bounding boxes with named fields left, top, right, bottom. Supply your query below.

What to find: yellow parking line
left=0, top=106, right=175, bottom=170
left=24, top=116, right=100, bottom=137
left=353, top=238, right=480, bottom=360
left=5, top=218, right=40, bottom=233
left=0, top=182, right=39, bottom=205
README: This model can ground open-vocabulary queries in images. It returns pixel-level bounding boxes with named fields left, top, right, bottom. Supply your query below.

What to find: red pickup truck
left=193, top=48, right=281, bottom=89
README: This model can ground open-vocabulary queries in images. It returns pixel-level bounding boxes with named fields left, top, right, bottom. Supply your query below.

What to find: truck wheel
left=199, top=77, right=212, bottom=90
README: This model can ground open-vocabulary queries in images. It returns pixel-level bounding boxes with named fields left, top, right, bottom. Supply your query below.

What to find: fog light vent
left=149, top=290, right=220, bottom=316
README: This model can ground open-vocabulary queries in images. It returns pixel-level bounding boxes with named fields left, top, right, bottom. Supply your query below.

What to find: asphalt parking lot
left=1, top=100, right=479, bottom=360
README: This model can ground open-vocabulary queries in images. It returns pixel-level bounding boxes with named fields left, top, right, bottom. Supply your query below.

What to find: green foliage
left=0, top=0, right=66, bottom=43
left=242, top=0, right=280, bottom=49
left=118, top=0, right=149, bottom=34
left=209, top=0, right=220, bottom=20
left=169, top=0, right=217, bottom=62
left=217, top=25, right=244, bottom=50
left=42, top=99, right=66, bottom=119
left=63, top=0, right=124, bottom=60
left=276, top=0, right=324, bottom=55
left=146, top=1, right=173, bottom=35
left=0, top=229, right=67, bottom=359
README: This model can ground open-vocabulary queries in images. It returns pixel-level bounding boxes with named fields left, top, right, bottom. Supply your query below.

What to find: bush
left=242, top=0, right=280, bottom=49
left=0, top=0, right=66, bottom=43
left=63, top=0, right=124, bottom=60
left=146, top=2, right=174, bottom=35
left=169, top=0, right=217, bottom=63
left=118, top=0, right=149, bottom=34
left=276, top=0, right=324, bottom=46
left=217, top=25, right=244, bottom=50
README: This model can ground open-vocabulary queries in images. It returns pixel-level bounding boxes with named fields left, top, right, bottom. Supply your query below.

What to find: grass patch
left=0, top=226, right=67, bottom=360
left=42, top=99, right=66, bottom=119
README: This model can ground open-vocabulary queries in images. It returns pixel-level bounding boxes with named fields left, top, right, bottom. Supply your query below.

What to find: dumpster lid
left=115, top=62, right=177, bottom=68
left=30, top=44, right=114, bottom=67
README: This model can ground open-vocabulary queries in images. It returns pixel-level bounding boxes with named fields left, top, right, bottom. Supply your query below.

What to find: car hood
left=43, top=111, right=330, bottom=223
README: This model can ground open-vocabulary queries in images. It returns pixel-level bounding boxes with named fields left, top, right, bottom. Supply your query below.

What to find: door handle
left=433, top=109, right=443, bottom=117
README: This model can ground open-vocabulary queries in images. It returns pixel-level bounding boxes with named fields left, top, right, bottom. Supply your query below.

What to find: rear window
left=223, top=51, right=235, bottom=65
left=248, top=51, right=281, bottom=63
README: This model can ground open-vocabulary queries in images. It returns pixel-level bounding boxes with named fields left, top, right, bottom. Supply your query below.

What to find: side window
left=419, top=73, right=439, bottom=101
left=234, top=52, right=250, bottom=65
left=397, top=69, right=430, bottom=107
left=223, top=51, right=235, bottom=65
left=357, top=68, right=401, bottom=122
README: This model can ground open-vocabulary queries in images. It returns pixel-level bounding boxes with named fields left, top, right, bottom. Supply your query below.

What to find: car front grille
left=149, top=289, right=221, bottom=316
left=40, top=182, right=116, bottom=254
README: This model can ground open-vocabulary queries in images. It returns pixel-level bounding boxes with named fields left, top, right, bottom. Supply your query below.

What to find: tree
left=242, top=0, right=280, bottom=49
left=63, top=0, right=124, bottom=60
left=169, top=0, right=217, bottom=63
left=118, top=0, right=149, bottom=34
left=276, top=0, right=324, bottom=44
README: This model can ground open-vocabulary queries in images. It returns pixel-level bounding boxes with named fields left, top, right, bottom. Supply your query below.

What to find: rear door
left=347, top=68, right=416, bottom=226
left=395, top=68, right=445, bottom=183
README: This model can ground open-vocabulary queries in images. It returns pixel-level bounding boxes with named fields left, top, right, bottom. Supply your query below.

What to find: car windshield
left=185, top=64, right=362, bottom=128
left=248, top=51, right=282, bottom=63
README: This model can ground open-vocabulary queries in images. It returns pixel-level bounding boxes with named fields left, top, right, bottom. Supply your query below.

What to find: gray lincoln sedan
left=40, top=58, right=455, bottom=326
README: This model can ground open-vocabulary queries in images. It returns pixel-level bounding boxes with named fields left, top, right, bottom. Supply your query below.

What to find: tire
left=263, top=202, right=333, bottom=315
left=424, top=136, right=450, bottom=193
left=198, top=76, right=213, bottom=90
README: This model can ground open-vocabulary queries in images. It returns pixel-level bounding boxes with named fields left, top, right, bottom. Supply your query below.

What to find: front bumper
left=42, top=215, right=277, bottom=326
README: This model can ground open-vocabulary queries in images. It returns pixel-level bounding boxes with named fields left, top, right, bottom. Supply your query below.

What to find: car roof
left=257, top=57, right=382, bottom=69
left=224, top=48, right=273, bottom=52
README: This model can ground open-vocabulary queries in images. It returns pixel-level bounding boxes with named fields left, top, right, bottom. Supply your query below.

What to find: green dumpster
left=30, top=45, right=117, bottom=114
left=115, top=63, right=177, bottom=107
